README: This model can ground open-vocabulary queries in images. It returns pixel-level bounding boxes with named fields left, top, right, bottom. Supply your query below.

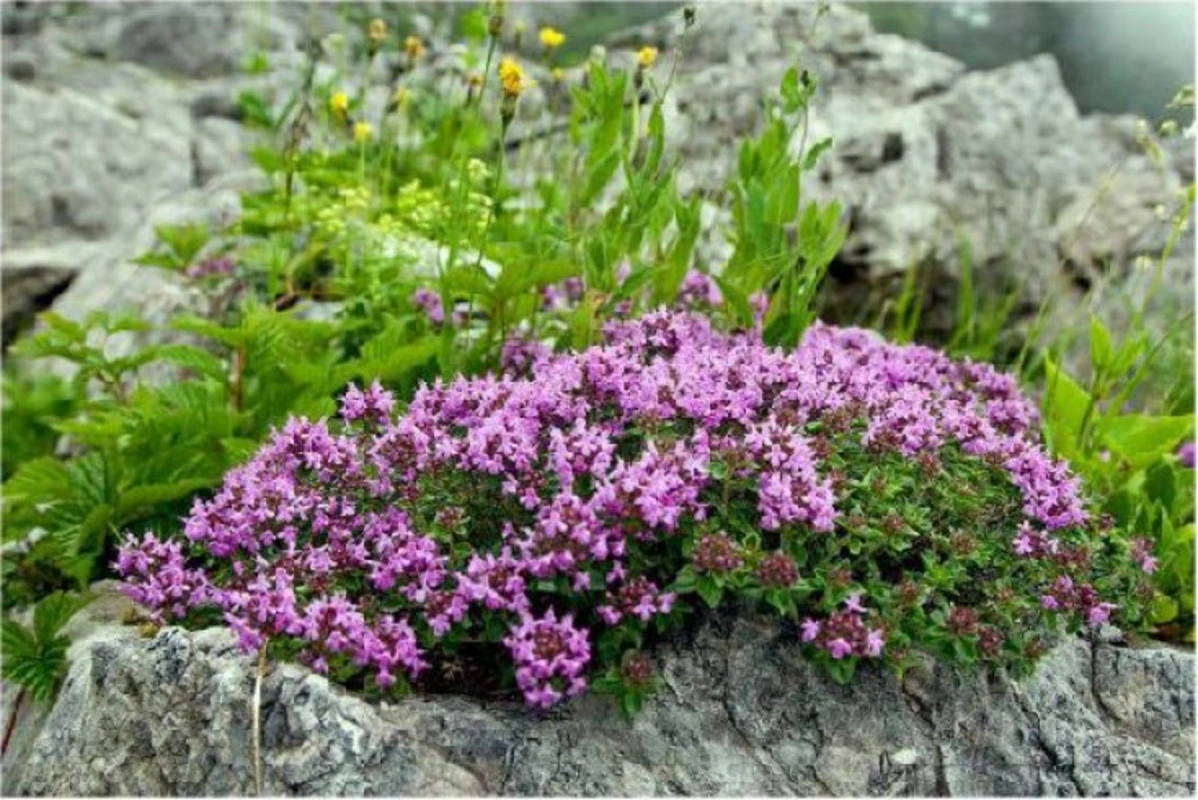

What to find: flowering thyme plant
left=117, top=310, right=1153, bottom=709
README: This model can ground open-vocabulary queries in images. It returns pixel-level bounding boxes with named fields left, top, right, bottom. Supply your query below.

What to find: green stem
left=436, top=35, right=500, bottom=380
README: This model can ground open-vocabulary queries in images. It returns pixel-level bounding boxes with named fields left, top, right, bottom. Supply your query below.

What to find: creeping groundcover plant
left=117, top=310, right=1154, bottom=711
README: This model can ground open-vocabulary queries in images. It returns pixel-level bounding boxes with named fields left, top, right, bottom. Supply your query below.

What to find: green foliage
left=722, top=65, right=847, bottom=345
left=1041, top=318, right=1196, bottom=640
left=1, top=592, right=90, bottom=704
left=0, top=368, right=78, bottom=481
left=3, top=5, right=843, bottom=618
left=871, top=87, right=1196, bottom=642
left=131, top=223, right=211, bottom=273
left=1, top=304, right=429, bottom=605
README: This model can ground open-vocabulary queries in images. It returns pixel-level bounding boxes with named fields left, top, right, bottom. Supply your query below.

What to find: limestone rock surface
left=4, top=611, right=1193, bottom=797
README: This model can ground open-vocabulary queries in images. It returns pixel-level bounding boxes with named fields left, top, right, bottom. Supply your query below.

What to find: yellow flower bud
left=368, top=18, right=386, bottom=43
left=404, top=35, right=426, bottom=60
left=637, top=45, right=658, bottom=69
left=551, top=67, right=565, bottom=84
left=353, top=121, right=373, bottom=143
left=330, top=91, right=349, bottom=116
left=539, top=27, right=566, bottom=49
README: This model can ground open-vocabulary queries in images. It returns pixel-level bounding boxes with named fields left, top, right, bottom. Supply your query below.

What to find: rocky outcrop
left=3, top=604, right=1194, bottom=797
left=2, top=2, right=1191, bottom=359
left=621, top=3, right=1194, bottom=343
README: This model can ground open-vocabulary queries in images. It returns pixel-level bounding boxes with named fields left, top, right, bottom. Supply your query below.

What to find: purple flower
left=340, top=380, right=396, bottom=425
left=114, top=307, right=1123, bottom=707
left=827, top=637, right=854, bottom=659
left=1087, top=602, right=1117, bottom=626
left=843, top=592, right=867, bottom=615
left=185, top=255, right=235, bottom=281
left=693, top=533, right=742, bottom=574
left=501, top=334, right=551, bottom=376
left=504, top=610, right=592, bottom=708
left=749, top=291, right=769, bottom=328
left=412, top=287, right=444, bottom=325
left=1130, top=538, right=1158, bottom=575
left=1012, top=530, right=1035, bottom=556
left=1178, top=441, right=1195, bottom=469
left=677, top=269, right=723, bottom=308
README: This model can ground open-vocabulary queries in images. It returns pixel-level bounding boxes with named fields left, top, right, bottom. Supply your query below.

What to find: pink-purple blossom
left=1178, top=441, right=1195, bottom=469
left=115, top=308, right=1130, bottom=707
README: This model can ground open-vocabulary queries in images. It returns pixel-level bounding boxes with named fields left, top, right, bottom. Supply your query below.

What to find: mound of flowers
left=117, top=310, right=1153, bottom=709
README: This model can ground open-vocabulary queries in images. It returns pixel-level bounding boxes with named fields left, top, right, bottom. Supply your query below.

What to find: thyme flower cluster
left=118, top=310, right=1150, bottom=708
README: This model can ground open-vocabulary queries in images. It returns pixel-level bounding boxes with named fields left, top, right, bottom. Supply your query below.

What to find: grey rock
left=103, top=4, right=301, bottom=79
left=5, top=612, right=1193, bottom=797
left=0, top=260, right=76, bottom=348
left=627, top=3, right=1192, bottom=357
left=1, top=75, right=192, bottom=247
left=191, top=116, right=255, bottom=187
left=4, top=0, right=1191, bottom=372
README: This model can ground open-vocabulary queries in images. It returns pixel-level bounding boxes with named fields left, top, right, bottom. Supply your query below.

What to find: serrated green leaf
left=151, top=344, right=229, bottom=382
left=116, top=478, right=215, bottom=518
left=32, top=591, right=90, bottom=642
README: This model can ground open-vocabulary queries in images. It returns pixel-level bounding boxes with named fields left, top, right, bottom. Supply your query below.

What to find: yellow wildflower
left=353, top=121, right=373, bottom=143
left=404, top=35, right=426, bottom=60
left=329, top=91, right=349, bottom=116
left=551, top=67, right=565, bottom=84
left=498, top=56, right=532, bottom=99
left=539, top=27, right=566, bottom=49
left=637, top=45, right=658, bottom=69
left=368, top=18, right=386, bottom=43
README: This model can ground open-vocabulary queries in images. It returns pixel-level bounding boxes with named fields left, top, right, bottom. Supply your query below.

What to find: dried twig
left=251, top=644, right=268, bottom=797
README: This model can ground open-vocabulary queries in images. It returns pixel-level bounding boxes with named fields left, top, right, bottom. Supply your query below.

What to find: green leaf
left=580, top=149, right=621, bottom=208
left=826, top=657, right=857, bottom=685
left=696, top=578, right=724, bottom=609
left=151, top=344, right=229, bottom=382
left=1151, top=593, right=1180, bottom=624
left=1099, top=415, right=1193, bottom=470
left=780, top=66, right=801, bottom=109
left=802, top=137, right=833, bottom=171
left=237, top=91, right=275, bottom=130
left=1, top=619, right=37, bottom=661
left=172, top=316, right=247, bottom=348
left=620, top=690, right=644, bottom=717
left=249, top=145, right=283, bottom=175
left=221, top=437, right=263, bottom=465
left=116, top=478, right=216, bottom=518
left=32, top=591, right=90, bottom=642
left=1089, top=315, right=1113, bottom=372
left=2, top=591, right=88, bottom=705
left=1042, top=357, right=1090, bottom=460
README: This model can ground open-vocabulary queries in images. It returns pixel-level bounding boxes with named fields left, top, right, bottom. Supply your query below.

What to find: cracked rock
left=3, top=610, right=1192, bottom=797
